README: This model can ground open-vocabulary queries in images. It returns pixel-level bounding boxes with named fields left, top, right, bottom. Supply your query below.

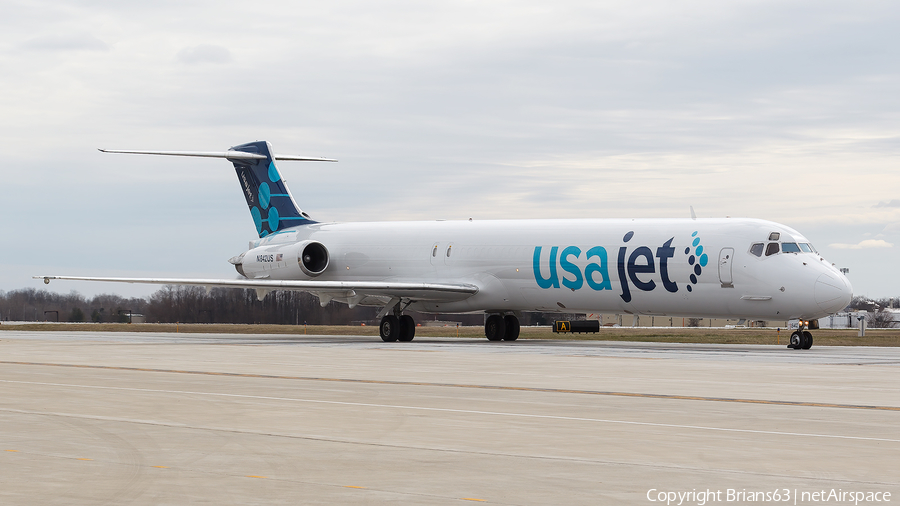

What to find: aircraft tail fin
left=228, top=141, right=316, bottom=236
left=100, top=141, right=336, bottom=237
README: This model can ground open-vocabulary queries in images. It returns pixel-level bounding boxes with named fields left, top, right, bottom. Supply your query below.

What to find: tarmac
left=1, top=330, right=898, bottom=505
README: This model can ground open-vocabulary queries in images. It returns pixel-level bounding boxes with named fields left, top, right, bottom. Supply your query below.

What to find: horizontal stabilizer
left=100, top=141, right=333, bottom=237
left=98, top=149, right=337, bottom=162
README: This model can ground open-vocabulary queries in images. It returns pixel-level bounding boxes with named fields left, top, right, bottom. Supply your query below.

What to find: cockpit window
left=782, top=242, right=801, bottom=253
left=749, top=243, right=764, bottom=257
left=768, top=232, right=780, bottom=241
left=799, top=243, right=812, bottom=253
left=765, top=242, right=779, bottom=256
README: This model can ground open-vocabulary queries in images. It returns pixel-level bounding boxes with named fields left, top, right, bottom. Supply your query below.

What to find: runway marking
left=6, top=449, right=18, bottom=452
left=246, top=475, right=267, bottom=479
left=461, top=498, right=486, bottom=502
left=2, top=360, right=898, bottom=412
left=344, top=485, right=366, bottom=489
left=152, top=465, right=168, bottom=468
left=1, top=379, right=899, bottom=444
left=77, top=458, right=92, bottom=461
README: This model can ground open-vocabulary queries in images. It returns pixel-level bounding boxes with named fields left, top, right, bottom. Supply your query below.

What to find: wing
left=34, top=275, right=478, bottom=308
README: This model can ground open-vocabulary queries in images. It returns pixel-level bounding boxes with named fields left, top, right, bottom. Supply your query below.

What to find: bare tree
left=849, top=296, right=876, bottom=311
left=867, top=309, right=899, bottom=329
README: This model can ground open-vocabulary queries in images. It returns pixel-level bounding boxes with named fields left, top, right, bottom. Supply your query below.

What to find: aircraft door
left=718, top=248, right=734, bottom=288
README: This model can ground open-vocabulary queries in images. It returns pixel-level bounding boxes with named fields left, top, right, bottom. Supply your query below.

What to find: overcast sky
left=2, top=0, right=898, bottom=301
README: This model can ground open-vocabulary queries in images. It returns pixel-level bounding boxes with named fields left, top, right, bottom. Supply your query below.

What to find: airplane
left=37, top=140, right=852, bottom=349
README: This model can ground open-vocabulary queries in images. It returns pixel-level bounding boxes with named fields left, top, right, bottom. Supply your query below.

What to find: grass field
left=1, top=322, right=898, bottom=347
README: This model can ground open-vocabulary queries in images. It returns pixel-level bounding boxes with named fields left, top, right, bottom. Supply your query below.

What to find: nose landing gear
left=788, top=322, right=814, bottom=350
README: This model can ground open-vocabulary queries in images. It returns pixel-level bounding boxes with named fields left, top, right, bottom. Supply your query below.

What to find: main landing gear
left=788, top=323, right=814, bottom=350
left=379, top=299, right=416, bottom=342
left=378, top=301, right=521, bottom=343
left=484, top=314, right=520, bottom=341
left=380, top=314, right=415, bottom=342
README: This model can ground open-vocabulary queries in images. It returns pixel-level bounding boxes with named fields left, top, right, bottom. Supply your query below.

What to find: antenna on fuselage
left=690, top=206, right=697, bottom=220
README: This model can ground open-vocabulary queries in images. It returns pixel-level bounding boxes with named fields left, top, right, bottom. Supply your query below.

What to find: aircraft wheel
left=398, top=315, right=416, bottom=342
left=485, top=315, right=506, bottom=341
left=380, top=315, right=400, bottom=342
left=788, top=331, right=802, bottom=349
left=801, top=331, right=813, bottom=350
left=503, top=315, right=520, bottom=341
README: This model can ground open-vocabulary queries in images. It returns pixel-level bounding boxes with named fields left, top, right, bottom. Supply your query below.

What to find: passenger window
left=782, top=242, right=801, bottom=253
left=765, top=243, right=779, bottom=256
left=799, top=243, right=812, bottom=253
left=749, top=243, right=764, bottom=257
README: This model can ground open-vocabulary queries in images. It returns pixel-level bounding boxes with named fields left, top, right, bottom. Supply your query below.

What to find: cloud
left=874, top=200, right=900, bottom=208
left=177, top=44, right=233, bottom=65
left=21, top=33, right=108, bottom=52
left=829, top=239, right=894, bottom=249
left=4, top=1, right=900, bottom=298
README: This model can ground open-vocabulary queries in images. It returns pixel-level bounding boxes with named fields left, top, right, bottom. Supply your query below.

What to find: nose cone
left=815, top=272, right=852, bottom=314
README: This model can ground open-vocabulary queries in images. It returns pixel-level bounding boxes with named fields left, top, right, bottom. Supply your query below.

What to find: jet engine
left=297, top=240, right=329, bottom=276
left=231, top=240, right=330, bottom=279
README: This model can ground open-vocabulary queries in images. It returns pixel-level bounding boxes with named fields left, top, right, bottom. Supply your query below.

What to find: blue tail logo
left=229, top=141, right=315, bottom=237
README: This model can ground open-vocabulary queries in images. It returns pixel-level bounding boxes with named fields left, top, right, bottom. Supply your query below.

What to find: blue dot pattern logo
left=267, top=161, right=281, bottom=183
left=267, top=206, right=280, bottom=231
left=258, top=182, right=271, bottom=209
left=684, top=231, right=708, bottom=292
left=250, top=207, right=263, bottom=235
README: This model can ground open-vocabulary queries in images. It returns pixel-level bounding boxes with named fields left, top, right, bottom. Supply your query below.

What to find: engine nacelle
left=232, top=240, right=330, bottom=279
left=297, top=240, right=329, bottom=276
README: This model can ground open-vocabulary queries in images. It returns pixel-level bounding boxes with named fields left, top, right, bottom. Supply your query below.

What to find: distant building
left=811, top=311, right=900, bottom=329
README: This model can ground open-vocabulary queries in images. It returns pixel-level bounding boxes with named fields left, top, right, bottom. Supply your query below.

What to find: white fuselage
left=236, top=217, right=852, bottom=321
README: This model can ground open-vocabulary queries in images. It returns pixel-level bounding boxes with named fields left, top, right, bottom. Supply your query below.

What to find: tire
left=788, top=331, right=802, bottom=349
left=801, top=331, right=813, bottom=350
left=398, top=315, right=416, bottom=342
left=380, top=315, right=400, bottom=342
left=503, top=315, right=520, bottom=341
left=485, top=314, right=506, bottom=341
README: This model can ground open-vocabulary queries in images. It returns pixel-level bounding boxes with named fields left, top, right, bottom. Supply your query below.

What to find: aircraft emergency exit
left=36, top=141, right=852, bottom=349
